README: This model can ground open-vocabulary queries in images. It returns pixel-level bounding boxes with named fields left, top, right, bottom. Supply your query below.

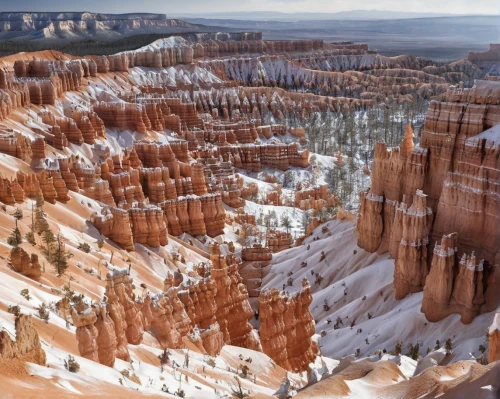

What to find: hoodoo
left=0, top=10, right=498, bottom=397
left=358, top=81, right=500, bottom=323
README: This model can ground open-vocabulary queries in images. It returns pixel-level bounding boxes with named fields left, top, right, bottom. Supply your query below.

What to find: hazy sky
left=1, top=0, right=499, bottom=15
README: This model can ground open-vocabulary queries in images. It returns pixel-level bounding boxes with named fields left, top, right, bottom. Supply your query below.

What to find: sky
left=0, top=0, right=499, bottom=15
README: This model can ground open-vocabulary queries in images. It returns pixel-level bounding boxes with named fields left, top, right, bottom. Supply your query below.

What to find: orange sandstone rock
left=10, top=247, right=42, bottom=281
left=0, top=314, right=46, bottom=366
left=259, top=280, right=318, bottom=372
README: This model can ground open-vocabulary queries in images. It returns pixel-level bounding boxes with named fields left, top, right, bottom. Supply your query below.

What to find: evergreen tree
left=280, top=214, right=292, bottom=234
left=35, top=195, right=50, bottom=235
left=49, top=233, right=72, bottom=276
left=7, top=208, right=23, bottom=247
left=43, top=229, right=55, bottom=253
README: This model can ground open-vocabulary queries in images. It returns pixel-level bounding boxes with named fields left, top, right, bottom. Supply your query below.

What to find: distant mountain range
left=0, top=12, right=210, bottom=41
left=173, top=10, right=481, bottom=21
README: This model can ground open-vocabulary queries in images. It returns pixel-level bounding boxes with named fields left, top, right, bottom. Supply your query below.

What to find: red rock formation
left=57, top=158, right=79, bottom=192
left=94, top=304, right=118, bottom=367
left=489, top=312, right=500, bottom=363
left=0, top=130, right=32, bottom=161
left=127, top=204, right=168, bottom=247
left=71, top=304, right=99, bottom=362
left=241, top=244, right=272, bottom=266
left=106, top=270, right=144, bottom=345
left=185, top=196, right=207, bottom=236
left=357, top=125, right=418, bottom=254
left=159, top=200, right=183, bottom=236
left=104, top=273, right=130, bottom=361
left=91, top=207, right=135, bottom=251
left=35, top=170, right=59, bottom=204
left=178, top=279, right=224, bottom=356
left=40, top=111, right=84, bottom=145
left=10, top=247, right=42, bottom=281
left=422, top=234, right=500, bottom=324
left=266, top=230, right=293, bottom=253
left=17, top=172, right=43, bottom=201
left=191, top=163, right=208, bottom=196
left=0, top=314, right=46, bottom=366
left=93, top=102, right=151, bottom=133
left=259, top=279, right=318, bottom=372
left=149, top=294, right=183, bottom=349
left=0, top=177, right=24, bottom=205
left=200, top=193, right=225, bottom=237
left=357, top=83, right=500, bottom=323
left=391, top=190, right=433, bottom=300
left=210, top=244, right=261, bottom=351
left=31, top=137, right=46, bottom=159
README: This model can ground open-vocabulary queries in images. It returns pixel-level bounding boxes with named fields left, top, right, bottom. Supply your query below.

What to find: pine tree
left=49, top=233, right=72, bottom=276
left=35, top=196, right=50, bottom=235
left=445, top=338, right=453, bottom=355
left=280, top=214, right=292, bottom=234
left=43, top=229, right=55, bottom=253
left=26, top=200, right=36, bottom=245
left=7, top=208, right=23, bottom=247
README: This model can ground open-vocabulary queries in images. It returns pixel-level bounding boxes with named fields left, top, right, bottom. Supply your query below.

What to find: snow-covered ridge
left=0, top=12, right=201, bottom=41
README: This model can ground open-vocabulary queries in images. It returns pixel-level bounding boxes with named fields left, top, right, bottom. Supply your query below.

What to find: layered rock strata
left=259, top=279, right=318, bottom=372
left=357, top=81, right=500, bottom=323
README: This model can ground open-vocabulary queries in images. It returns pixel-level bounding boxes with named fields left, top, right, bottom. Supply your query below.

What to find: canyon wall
left=357, top=81, right=500, bottom=323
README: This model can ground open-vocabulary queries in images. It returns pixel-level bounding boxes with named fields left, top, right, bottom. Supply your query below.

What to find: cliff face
left=259, top=279, right=318, bottom=373
left=357, top=80, right=500, bottom=324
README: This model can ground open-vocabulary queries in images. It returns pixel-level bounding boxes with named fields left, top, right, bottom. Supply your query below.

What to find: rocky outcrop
left=392, top=190, right=433, bottom=300
left=71, top=304, right=99, bottom=362
left=10, top=247, right=42, bottom=281
left=489, top=311, right=500, bottom=363
left=94, top=304, right=118, bottom=367
left=259, top=279, right=318, bottom=372
left=91, top=207, right=134, bottom=251
left=17, top=172, right=43, bottom=201
left=40, top=111, right=84, bottom=145
left=294, top=184, right=338, bottom=211
left=200, top=193, right=225, bottom=237
left=421, top=234, right=500, bottom=324
left=357, top=124, right=419, bottom=254
left=241, top=244, right=272, bottom=266
left=0, top=314, right=46, bottom=366
left=127, top=204, right=168, bottom=247
left=199, top=56, right=448, bottom=103
left=266, top=230, right=293, bottom=253
left=178, top=279, right=224, bottom=356
left=357, top=82, right=500, bottom=324
left=149, top=294, right=183, bottom=350
left=108, top=270, right=144, bottom=345
left=0, top=177, right=24, bottom=206
left=93, top=102, right=151, bottom=133
left=210, top=244, right=261, bottom=351
left=104, top=273, right=130, bottom=361
left=0, top=130, right=32, bottom=161
left=159, top=200, right=183, bottom=236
